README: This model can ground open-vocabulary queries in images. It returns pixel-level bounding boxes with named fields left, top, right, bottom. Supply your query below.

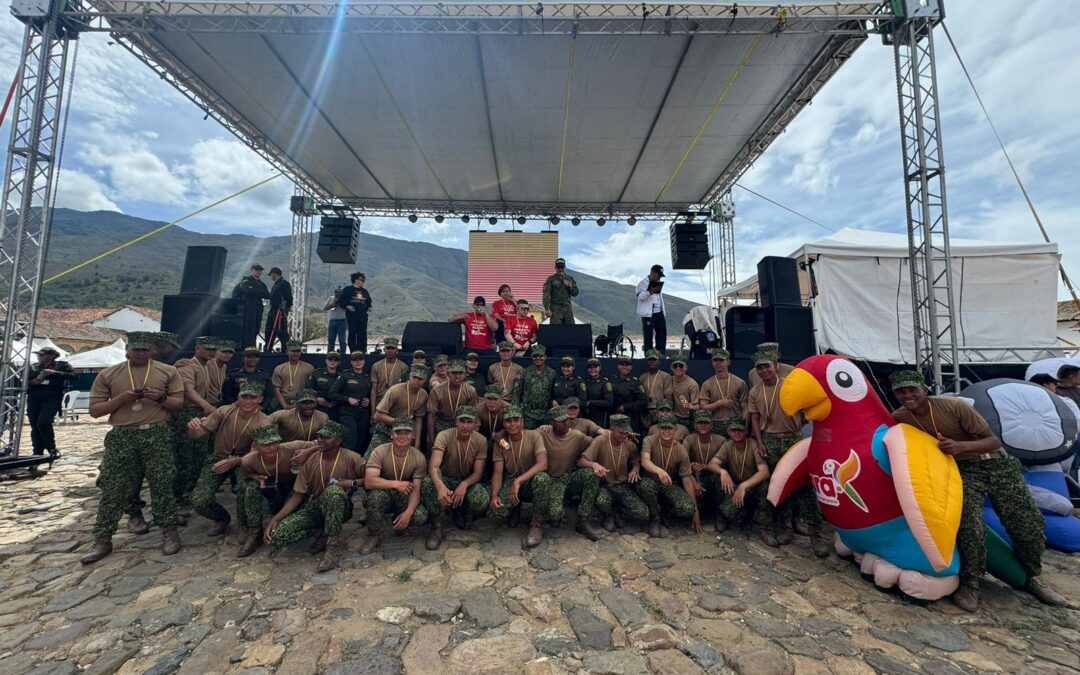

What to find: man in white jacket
left=636, top=264, right=667, bottom=355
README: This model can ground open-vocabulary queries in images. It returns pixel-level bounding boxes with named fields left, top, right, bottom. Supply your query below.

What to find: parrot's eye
left=825, top=359, right=868, bottom=403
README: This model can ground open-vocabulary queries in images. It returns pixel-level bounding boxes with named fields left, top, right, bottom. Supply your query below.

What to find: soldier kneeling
left=360, top=418, right=430, bottom=554
left=702, top=419, right=771, bottom=538
left=422, top=406, right=490, bottom=550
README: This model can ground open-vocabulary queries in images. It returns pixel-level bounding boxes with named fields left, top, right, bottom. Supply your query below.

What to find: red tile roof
left=1058, top=300, right=1080, bottom=322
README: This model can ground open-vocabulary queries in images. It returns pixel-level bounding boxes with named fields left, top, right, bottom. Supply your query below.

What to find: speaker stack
left=757, top=256, right=814, bottom=361
left=537, top=324, right=593, bottom=358
left=670, top=218, right=711, bottom=270
left=317, top=216, right=359, bottom=264
left=161, top=246, right=261, bottom=349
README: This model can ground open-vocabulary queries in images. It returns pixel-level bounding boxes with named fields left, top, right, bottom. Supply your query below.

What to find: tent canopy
left=66, top=339, right=128, bottom=369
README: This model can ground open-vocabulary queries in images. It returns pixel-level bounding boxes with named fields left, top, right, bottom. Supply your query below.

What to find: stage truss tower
left=288, top=188, right=315, bottom=343
left=712, top=191, right=736, bottom=308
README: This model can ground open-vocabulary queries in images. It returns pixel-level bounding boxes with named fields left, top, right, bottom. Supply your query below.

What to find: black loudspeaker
left=765, top=305, right=815, bottom=361
left=725, top=306, right=765, bottom=359
left=161, top=294, right=217, bottom=348
left=209, top=298, right=262, bottom=350
left=537, top=323, right=593, bottom=358
left=401, top=321, right=463, bottom=356
left=670, top=222, right=711, bottom=270
left=180, top=246, right=227, bottom=296
left=317, top=216, right=359, bottom=264
left=757, top=256, right=801, bottom=307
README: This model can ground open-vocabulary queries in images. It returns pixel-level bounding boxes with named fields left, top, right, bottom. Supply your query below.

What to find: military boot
left=507, top=505, right=522, bottom=528
left=127, top=511, right=150, bottom=535
left=208, top=518, right=229, bottom=536
left=714, top=512, right=729, bottom=533
left=425, top=516, right=445, bottom=551
left=953, top=579, right=979, bottom=612
left=358, top=535, right=380, bottom=556
left=808, top=526, right=830, bottom=558
left=613, top=511, right=626, bottom=529
left=647, top=517, right=662, bottom=538
left=601, top=513, right=616, bottom=532
left=792, top=518, right=810, bottom=537
left=575, top=518, right=605, bottom=542
left=80, top=536, right=113, bottom=564
left=524, top=514, right=544, bottom=548
left=1026, top=578, right=1067, bottom=606
left=162, top=527, right=181, bottom=555
left=760, top=525, right=779, bottom=548
left=307, top=531, right=327, bottom=554
left=318, top=537, right=343, bottom=572
left=237, top=528, right=262, bottom=558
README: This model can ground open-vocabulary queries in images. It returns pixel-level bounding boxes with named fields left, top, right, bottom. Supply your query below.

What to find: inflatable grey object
left=959, top=379, right=1077, bottom=466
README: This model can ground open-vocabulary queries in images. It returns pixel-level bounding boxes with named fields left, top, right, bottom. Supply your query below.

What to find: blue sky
left=1, top=1, right=1077, bottom=306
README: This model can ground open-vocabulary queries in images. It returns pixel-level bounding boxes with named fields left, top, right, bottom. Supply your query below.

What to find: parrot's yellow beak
left=780, top=367, right=831, bottom=421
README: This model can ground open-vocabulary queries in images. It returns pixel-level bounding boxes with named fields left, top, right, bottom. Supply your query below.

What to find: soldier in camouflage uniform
left=889, top=370, right=1066, bottom=611
left=578, top=414, right=650, bottom=529
left=583, top=358, right=614, bottom=427
left=172, top=336, right=218, bottom=503
left=513, top=344, right=556, bottom=429
left=235, top=425, right=297, bottom=557
left=359, top=418, right=430, bottom=555
left=686, top=409, right=724, bottom=516
left=702, top=419, right=771, bottom=533
left=611, top=356, right=649, bottom=433
left=223, top=347, right=273, bottom=413
left=81, top=332, right=184, bottom=563
left=535, top=406, right=606, bottom=540
left=489, top=404, right=551, bottom=547
left=636, top=416, right=702, bottom=536
left=399, top=350, right=429, bottom=384
left=542, top=257, right=579, bottom=325
left=422, top=406, right=490, bottom=550
left=552, top=355, right=586, bottom=404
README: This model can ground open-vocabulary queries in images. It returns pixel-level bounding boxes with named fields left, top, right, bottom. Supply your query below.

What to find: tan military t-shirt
left=582, top=434, right=639, bottom=485
left=699, top=372, right=749, bottom=422
left=537, top=427, right=592, bottom=478
left=272, top=360, right=315, bottom=403
left=367, top=443, right=427, bottom=482
left=487, top=361, right=523, bottom=401
left=371, top=358, right=407, bottom=404
left=641, top=434, right=692, bottom=478
left=432, top=429, right=488, bottom=479
left=269, top=409, right=329, bottom=442
left=174, top=357, right=208, bottom=407
left=429, top=372, right=450, bottom=389
left=671, top=376, right=700, bottom=420
left=749, top=362, right=796, bottom=388
left=90, top=360, right=184, bottom=427
left=713, top=438, right=763, bottom=483
left=294, top=447, right=367, bottom=499
left=205, top=360, right=229, bottom=405
left=239, top=442, right=308, bottom=483
left=647, top=423, right=690, bottom=442
left=892, top=396, right=1004, bottom=462
left=427, top=383, right=479, bottom=421
left=684, top=433, right=721, bottom=466
left=568, top=417, right=603, bottom=437
left=748, top=379, right=803, bottom=435
left=376, top=382, right=429, bottom=420
left=478, top=401, right=505, bottom=439
left=492, top=429, right=547, bottom=477
left=199, top=404, right=271, bottom=457
left=640, top=370, right=674, bottom=409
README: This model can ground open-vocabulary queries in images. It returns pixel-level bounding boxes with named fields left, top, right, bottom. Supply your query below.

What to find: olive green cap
left=325, top=351, right=341, bottom=359
left=548, top=406, right=568, bottom=422
left=752, top=351, right=776, bottom=367
left=243, top=346, right=261, bottom=356
left=727, top=419, right=747, bottom=432
left=530, top=344, right=547, bottom=356
left=410, top=365, right=430, bottom=380
left=709, top=348, right=731, bottom=360
left=466, top=352, right=480, bottom=360
left=656, top=398, right=674, bottom=410
left=560, top=356, right=575, bottom=365
left=483, top=384, right=503, bottom=399
left=670, top=352, right=688, bottom=366
left=657, top=416, right=678, bottom=429
left=433, top=354, right=450, bottom=366
left=251, top=425, right=282, bottom=444
left=692, top=410, right=713, bottom=424
left=154, top=331, right=180, bottom=348
left=563, top=396, right=581, bottom=408
left=391, top=417, right=415, bottom=432
left=126, top=331, right=156, bottom=349
left=448, top=360, right=467, bottom=373
left=383, top=337, right=399, bottom=348
left=195, top=336, right=217, bottom=348
left=587, top=358, right=601, bottom=366
left=318, top=420, right=347, bottom=438
left=412, top=349, right=426, bottom=358
left=609, top=414, right=632, bottom=433
left=216, top=340, right=236, bottom=353
left=455, top=405, right=479, bottom=420
left=645, top=349, right=662, bottom=360
left=238, top=382, right=264, bottom=397
left=617, top=355, right=632, bottom=365
left=757, top=342, right=780, bottom=355
left=286, top=340, right=303, bottom=351
left=498, top=341, right=515, bottom=351
left=294, top=388, right=317, bottom=403
left=349, top=351, right=366, bottom=361
left=889, top=370, right=925, bottom=390
left=503, top=404, right=524, bottom=419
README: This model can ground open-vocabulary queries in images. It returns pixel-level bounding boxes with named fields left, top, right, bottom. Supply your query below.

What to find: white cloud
left=53, top=169, right=121, bottom=212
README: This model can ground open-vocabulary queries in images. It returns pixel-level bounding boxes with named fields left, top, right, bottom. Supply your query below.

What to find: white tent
left=66, top=339, right=128, bottom=369
left=719, top=228, right=1061, bottom=364
left=5, top=337, right=70, bottom=367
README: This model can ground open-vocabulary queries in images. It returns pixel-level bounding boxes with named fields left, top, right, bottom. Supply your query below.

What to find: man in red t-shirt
left=449, top=296, right=498, bottom=355
left=504, top=299, right=539, bottom=356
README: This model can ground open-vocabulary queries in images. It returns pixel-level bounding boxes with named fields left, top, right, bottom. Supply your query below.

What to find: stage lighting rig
left=488, top=217, right=498, bottom=225
left=461, top=215, right=470, bottom=223
left=549, top=216, right=560, bottom=225
left=434, top=215, right=444, bottom=223
left=571, top=217, right=581, bottom=226
left=627, top=216, right=637, bottom=226
left=517, top=216, right=526, bottom=225
left=596, top=217, right=606, bottom=227
left=408, top=214, right=418, bottom=223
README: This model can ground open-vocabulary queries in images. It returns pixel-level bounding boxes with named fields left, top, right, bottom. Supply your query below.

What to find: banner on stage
left=467, top=231, right=558, bottom=307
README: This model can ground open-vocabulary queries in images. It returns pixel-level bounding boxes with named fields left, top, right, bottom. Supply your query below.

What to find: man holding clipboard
left=636, top=264, right=667, bottom=354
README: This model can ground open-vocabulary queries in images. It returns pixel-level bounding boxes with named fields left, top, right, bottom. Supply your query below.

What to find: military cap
left=251, top=425, right=283, bottom=444
left=294, top=388, right=317, bottom=403
left=889, top=370, right=925, bottom=390
left=498, top=341, right=515, bottom=351
left=656, top=398, right=674, bottom=410
left=433, top=354, right=450, bottom=366
left=455, top=405, right=479, bottom=420
left=587, top=358, right=601, bottom=367
left=409, top=365, right=430, bottom=380
left=349, top=351, right=366, bottom=361
left=645, top=349, right=663, bottom=360
left=560, top=356, right=575, bottom=365
left=548, top=406, right=568, bottom=422
left=412, top=349, right=427, bottom=358
left=448, top=360, right=467, bottom=373
left=154, top=331, right=180, bottom=348
left=216, top=340, right=236, bottom=352
left=554, top=257, right=566, bottom=267
left=243, top=346, right=261, bottom=356
left=617, top=355, right=632, bottom=365
left=757, top=341, right=780, bottom=354
left=325, top=351, right=341, bottom=359
left=35, top=346, right=61, bottom=357
left=751, top=351, right=776, bottom=367
left=126, top=331, right=156, bottom=349
left=483, top=384, right=503, bottom=399
left=318, top=420, right=347, bottom=438
left=692, top=409, right=713, bottom=424
left=503, top=404, right=524, bottom=419
left=609, top=414, right=632, bottom=433
left=709, top=348, right=731, bottom=360
left=195, top=336, right=217, bottom=348
left=251, top=263, right=265, bottom=271
left=391, top=417, right=415, bottom=432
left=563, top=396, right=581, bottom=408
left=657, top=415, right=678, bottom=428
left=238, top=381, right=265, bottom=397
left=671, top=352, right=688, bottom=366
left=383, top=337, right=399, bottom=348
left=285, top=340, right=304, bottom=351
left=530, top=344, right=547, bottom=357
left=466, top=352, right=480, bottom=361
left=726, top=419, right=747, bottom=432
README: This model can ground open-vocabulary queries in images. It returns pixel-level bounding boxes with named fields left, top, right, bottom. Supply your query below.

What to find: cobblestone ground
left=2, top=423, right=1080, bottom=674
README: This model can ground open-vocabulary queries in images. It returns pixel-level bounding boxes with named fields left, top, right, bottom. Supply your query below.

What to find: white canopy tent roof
left=5, top=338, right=70, bottom=367
left=65, top=339, right=129, bottom=369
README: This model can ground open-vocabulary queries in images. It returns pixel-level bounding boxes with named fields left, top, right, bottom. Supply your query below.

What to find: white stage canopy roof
left=78, top=1, right=887, bottom=217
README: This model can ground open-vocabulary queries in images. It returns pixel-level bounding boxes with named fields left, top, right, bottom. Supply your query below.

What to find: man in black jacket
left=337, top=272, right=373, bottom=354
left=26, top=347, right=74, bottom=457
left=231, top=264, right=270, bottom=347
left=264, top=267, right=294, bottom=353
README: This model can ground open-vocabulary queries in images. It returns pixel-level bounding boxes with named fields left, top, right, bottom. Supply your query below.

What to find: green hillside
left=40, top=208, right=700, bottom=338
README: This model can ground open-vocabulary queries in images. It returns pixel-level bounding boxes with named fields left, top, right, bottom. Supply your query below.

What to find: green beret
left=560, top=356, right=575, bottom=364
left=318, top=420, right=347, bottom=438
left=410, top=365, right=430, bottom=380
left=325, top=351, right=341, bottom=359
left=757, top=342, right=780, bottom=355
left=195, top=336, right=217, bottom=348
left=609, top=414, right=632, bottom=433
left=889, top=370, right=925, bottom=390
left=692, top=410, right=713, bottom=423
left=498, top=341, right=515, bottom=351
left=657, top=415, right=678, bottom=429
left=709, top=348, right=730, bottom=360
left=349, top=351, right=366, bottom=360
left=383, top=337, right=399, bottom=348
left=726, top=419, right=747, bottom=432
left=251, top=425, right=283, bottom=444
left=563, top=396, right=581, bottom=408
left=455, top=405, right=479, bottom=420
left=448, top=360, right=466, bottom=373
left=238, top=382, right=264, bottom=397
left=433, top=354, right=449, bottom=366
left=126, top=331, right=155, bottom=349
left=548, top=406, right=568, bottom=422
left=530, top=344, right=547, bottom=356
left=656, top=398, right=674, bottom=410
left=645, top=349, right=662, bottom=360
left=587, top=358, right=601, bottom=366
left=671, top=353, right=688, bottom=366
left=412, top=349, right=426, bottom=358
left=503, top=404, right=524, bottom=419
left=466, top=352, right=480, bottom=361
left=752, top=351, right=776, bottom=367
left=483, top=384, right=503, bottom=399
left=286, top=340, right=304, bottom=351
left=154, top=332, right=180, bottom=348
left=216, top=340, right=235, bottom=352
left=294, top=388, right=317, bottom=403
left=243, top=346, right=260, bottom=356
left=391, top=417, right=414, bottom=432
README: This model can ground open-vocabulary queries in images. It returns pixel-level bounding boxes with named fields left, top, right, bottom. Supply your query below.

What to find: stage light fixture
left=408, top=214, right=418, bottom=223
left=571, top=217, right=581, bottom=226
left=627, top=216, right=637, bottom=226
left=549, top=216, right=560, bottom=225
left=434, top=215, right=444, bottom=223
left=516, top=216, right=526, bottom=225
left=461, top=215, right=470, bottom=223
left=488, top=217, right=498, bottom=225
left=597, top=217, right=606, bottom=227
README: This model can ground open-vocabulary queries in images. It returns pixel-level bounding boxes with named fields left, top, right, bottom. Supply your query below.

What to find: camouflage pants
left=92, top=424, right=179, bottom=538
left=537, top=469, right=600, bottom=523
left=271, top=486, right=353, bottom=546
left=958, top=457, right=1045, bottom=582
left=635, top=477, right=695, bottom=519
left=489, top=473, right=551, bottom=520
left=421, top=476, right=489, bottom=518
left=523, top=410, right=548, bottom=430
left=174, top=408, right=207, bottom=497
left=595, top=483, right=650, bottom=522
left=366, top=423, right=391, bottom=457
left=192, top=456, right=245, bottom=524
left=694, top=473, right=724, bottom=512
left=763, top=433, right=821, bottom=528
left=719, top=483, right=771, bottom=525
left=365, top=489, right=430, bottom=535
left=549, top=306, right=575, bottom=325
left=236, top=479, right=290, bottom=530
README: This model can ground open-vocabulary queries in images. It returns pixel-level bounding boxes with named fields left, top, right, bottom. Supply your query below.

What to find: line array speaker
left=317, top=216, right=359, bottom=264
left=670, top=222, right=711, bottom=270
left=180, top=246, right=227, bottom=296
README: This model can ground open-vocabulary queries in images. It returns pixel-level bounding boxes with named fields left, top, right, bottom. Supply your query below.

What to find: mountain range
left=38, top=208, right=699, bottom=339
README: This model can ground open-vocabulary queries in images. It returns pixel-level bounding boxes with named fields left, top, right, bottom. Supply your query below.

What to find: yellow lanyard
left=453, top=434, right=474, bottom=476
left=320, top=451, right=342, bottom=486
left=508, top=434, right=524, bottom=474
left=693, top=436, right=711, bottom=465
left=390, top=448, right=407, bottom=482
left=205, top=361, right=222, bottom=391
left=297, top=411, right=315, bottom=440
left=762, top=382, right=780, bottom=421
left=259, top=451, right=279, bottom=479
left=732, top=440, right=748, bottom=479
left=126, top=359, right=153, bottom=390
left=287, top=361, right=301, bottom=389
left=498, top=363, right=512, bottom=387
left=606, top=436, right=623, bottom=474
left=230, top=408, right=257, bottom=448
left=658, top=440, right=674, bottom=474
left=448, top=384, right=464, bottom=414
left=405, top=386, right=416, bottom=418
left=713, top=374, right=730, bottom=400
left=910, top=400, right=940, bottom=436
left=646, top=372, right=662, bottom=401
left=485, top=408, right=501, bottom=432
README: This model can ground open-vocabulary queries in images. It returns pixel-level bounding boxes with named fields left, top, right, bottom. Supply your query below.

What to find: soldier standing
left=399, top=350, right=430, bottom=384
left=371, top=366, right=430, bottom=454
left=611, top=356, right=648, bottom=433
left=698, top=348, right=748, bottom=435
left=371, top=338, right=407, bottom=404
left=542, top=258, right=578, bottom=325
left=669, top=353, right=699, bottom=428
left=552, top=356, right=585, bottom=404
left=272, top=341, right=315, bottom=410
left=172, top=337, right=217, bottom=514
left=563, top=398, right=604, bottom=437
left=80, top=332, right=184, bottom=563
left=747, top=341, right=795, bottom=388
left=231, top=263, right=270, bottom=347
left=328, top=352, right=372, bottom=453
left=206, top=340, right=235, bottom=406
left=640, top=350, right=674, bottom=426
left=26, top=346, right=73, bottom=458
left=269, top=389, right=328, bottom=442
left=422, top=406, right=489, bottom=549
left=487, top=342, right=523, bottom=402
left=582, top=358, right=614, bottom=428
left=223, top=347, right=273, bottom=412
left=578, top=414, right=648, bottom=531
left=429, top=355, right=450, bottom=389
left=514, top=344, right=556, bottom=429
left=463, top=352, right=486, bottom=393
left=310, top=352, right=342, bottom=420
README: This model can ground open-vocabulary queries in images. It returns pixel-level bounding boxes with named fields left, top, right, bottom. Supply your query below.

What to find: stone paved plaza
left=1, top=423, right=1079, bottom=674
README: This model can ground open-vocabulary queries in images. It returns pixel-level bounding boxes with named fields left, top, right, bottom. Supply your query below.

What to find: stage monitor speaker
left=724, top=306, right=765, bottom=360
left=401, top=321, right=463, bottom=356
left=180, top=246, right=227, bottom=296
left=757, top=256, right=801, bottom=307
left=210, top=297, right=262, bottom=350
left=317, top=216, right=359, bottom=264
left=537, top=323, right=593, bottom=358
left=670, top=222, right=711, bottom=270
left=764, top=305, right=815, bottom=361
left=161, top=294, right=218, bottom=348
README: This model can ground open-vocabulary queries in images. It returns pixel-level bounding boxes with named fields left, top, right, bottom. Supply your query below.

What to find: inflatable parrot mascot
left=767, top=355, right=963, bottom=600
